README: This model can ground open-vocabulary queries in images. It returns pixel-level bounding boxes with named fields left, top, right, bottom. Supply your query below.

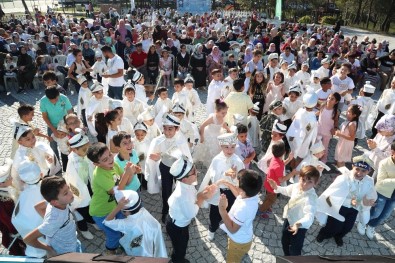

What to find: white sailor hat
left=184, top=74, right=195, bottom=84
left=280, top=60, right=289, bottom=66
left=68, top=131, right=90, bottom=148
left=77, top=74, right=87, bottom=85
left=217, top=132, right=238, bottom=146
left=162, top=113, right=180, bottom=126
left=124, top=80, right=135, bottom=91
left=288, top=83, right=302, bottom=94
left=252, top=102, right=260, bottom=113
left=109, top=99, right=123, bottom=110
left=288, top=61, right=297, bottom=70
left=170, top=156, right=194, bottom=180
left=302, top=61, right=309, bottom=67
left=272, top=120, right=287, bottom=134
left=233, top=114, right=244, bottom=125
left=321, top=57, right=330, bottom=64
left=0, top=159, right=13, bottom=183
left=95, top=51, right=102, bottom=57
left=172, top=102, right=186, bottom=114
left=303, top=89, right=318, bottom=108
left=310, top=139, right=325, bottom=154
left=138, top=106, right=155, bottom=121
left=57, top=121, right=68, bottom=133
left=14, top=122, right=32, bottom=141
left=268, top=53, right=278, bottom=61
left=352, top=154, right=374, bottom=171
left=362, top=81, right=376, bottom=94
left=269, top=100, right=283, bottom=111
left=310, top=71, right=320, bottom=82
left=132, top=71, right=144, bottom=83
left=133, top=121, right=148, bottom=132
left=114, top=189, right=142, bottom=212
left=18, top=159, right=41, bottom=185
left=90, top=80, right=104, bottom=93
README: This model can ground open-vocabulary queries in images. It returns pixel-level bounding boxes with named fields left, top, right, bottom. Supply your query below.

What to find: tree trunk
left=380, top=0, right=395, bottom=32
left=21, top=0, right=30, bottom=15
left=365, top=0, right=374, bottom=29
left=353, top=0, right=363, bottom=24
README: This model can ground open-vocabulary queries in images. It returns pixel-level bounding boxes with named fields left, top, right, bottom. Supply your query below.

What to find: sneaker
left=80, top=230, right=94, bottom=240
left=334, top=236, right=343, bottom=247
left=316, top=234, right=324, bottom=243
left=207, top=231, right=215, bottom=241
left=260, top=212, right=270, bottom=219
left=357, top=222, right=366, bottom=236
left=366, top=225, right=376, bottom=240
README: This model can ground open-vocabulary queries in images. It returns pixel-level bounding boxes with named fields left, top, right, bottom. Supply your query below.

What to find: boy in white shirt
left=295, top=61, right=311, bottom=93
left=122, top=84, right=145, bottom=126
left=76, top=75, right=92, bottom=127
left=315, top=77, right=333, bottom=108
left=91, top=52, right=107, bottom=83
left=330, top=63, right=355, bottom=111
left=154, top=87, right=173, bottom=117
left=172, top=102, right=199, bottom=150
left=206, top=69, right=225, bottom=114
left=172, top=78, right=193, bottom=122
left=86, top=81, right=110, bottom=140
left=183, top=74, right=202, bottom=116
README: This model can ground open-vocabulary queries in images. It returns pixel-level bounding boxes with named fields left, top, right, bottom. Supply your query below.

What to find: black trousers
left=371, top=111, right=385, bottom=139
left=166, top=216, right=190, bottom=263
left=81, top=109, right=88, bottom=128
left=159, top=162, right=173, bottom=216
left=76, top=205, right=95, bottom=231
left=61, top=153, right=68, bottom=172
left=318, top=206, right=358, bottom=240
left=209, top=189, right=235, bottom=233
left=281, top=219, right=307, bottom=256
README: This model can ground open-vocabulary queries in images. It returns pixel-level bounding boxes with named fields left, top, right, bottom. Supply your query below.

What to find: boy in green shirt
left=87, top=142, right=139, bottom=254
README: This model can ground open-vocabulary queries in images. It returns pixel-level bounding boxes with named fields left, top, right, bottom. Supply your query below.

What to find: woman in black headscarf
left=189, top=43, right=207, bottom=88
left=17, top=46, right=36, bottom=93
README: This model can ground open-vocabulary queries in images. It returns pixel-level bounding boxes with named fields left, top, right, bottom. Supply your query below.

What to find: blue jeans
left=47, top=127, right=59, bottom=161
left=368, top=192, right=395, bottom=228
left=92, top=211, right=124, bottom=250
left=108, top=85, right=124, bottom=100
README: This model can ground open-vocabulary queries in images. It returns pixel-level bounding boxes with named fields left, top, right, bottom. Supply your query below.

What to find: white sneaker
left=80, top=230, right=94, bottom=240
left=357, top=222, right=366, bottom=235
left=366, top=225, right=375, bottom=240
left=207, top=231, right=215, bottom=241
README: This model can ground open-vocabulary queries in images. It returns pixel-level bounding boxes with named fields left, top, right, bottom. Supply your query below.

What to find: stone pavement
left=0, top=81, right=394, bottom=262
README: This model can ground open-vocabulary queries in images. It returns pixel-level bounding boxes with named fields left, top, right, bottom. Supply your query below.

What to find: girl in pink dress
left=334, top=104, right=362, bottom=167
left=159, top=49, right=173, bottom=87
left=264, top=72, right=285, bottom=113
left=317, top=92, right=341, bottom=163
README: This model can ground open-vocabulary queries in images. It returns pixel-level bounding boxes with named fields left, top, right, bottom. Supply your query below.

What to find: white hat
left=268, top=53, right=278, bottom=61
left=288, top=61, right=297, bottom=70
left=14, top=122, right=32, bottom=141
left=172, top=102, right=186, bottom=114
left=269, top=100, right=283, bottom=111
left=280, top=60, right=289, bottom=66
left=114, top=189, right=142, bottom=212
left=233, top=114, right=244, bottom=125
left=138, top=106, right=155, bottom=121
left=109, top=99, right=123, bottom=110
left=303, top=89, right=318, bottom=108
left=288, top=83, right=302, bottom=94
left=310, top=139, right=325, bottom=154
left=162, top=113, right=180, bottom=126
left=272, top=120, right=287, bottom=134
left=57, top=121, right=68, bottom=133
left=217, top=132, right=237, bottom=146
left=302, top=61, right=309, bottom=67
left=170, top=156, right=193, bottom=180
left=69, top=131, right=89, bottom=148
left=124, top=80, right=135, bottom=91
left=133, top=121, right=148, bottom=132
left=92, top=40, right=98, bottom=45
left=0, top=159, right=13, bottom=183
left=132, top=71, right=143, bottom=83
left=77, top=75, right=87, bottom=85
left=321, top=57, right=330, bottom=64
left=18, top=159, right=41, bottom=185
left=310, top=71, right=320, bottom=82
left=252, top=102, right=260, bottom=113
left=184, top=74, right=194, bottom=84
left=95, top=51, right=102, bottom=58
left=363, top=81, right=376, bottom=94
left=90, top=80, right=104, bottom=93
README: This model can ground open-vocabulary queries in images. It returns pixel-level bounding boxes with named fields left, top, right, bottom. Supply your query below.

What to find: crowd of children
left=1, top=45, right=395, bottom=263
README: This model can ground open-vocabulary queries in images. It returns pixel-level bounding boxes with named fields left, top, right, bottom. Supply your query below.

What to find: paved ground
left=0, top=75, right=394, bottom=262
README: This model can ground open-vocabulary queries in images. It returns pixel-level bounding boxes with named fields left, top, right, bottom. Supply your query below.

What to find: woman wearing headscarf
left=206, top=46, right=223, bottom=82
left=190, top=44, right=207, bottom=89
left=176, top=44, right=190, bottom=80
left=265, top=43, right=276, bottom=56
left=114, top=19, right=132, bottom=44
left=17, top=46, right=36, bottom=93
left=243, top=46, right=253, bottom=64
left=81, top=40, right=95, bottom=66
left=146, top=44, right=160, bottom=84
left=361, top=49, right=381, bottom=89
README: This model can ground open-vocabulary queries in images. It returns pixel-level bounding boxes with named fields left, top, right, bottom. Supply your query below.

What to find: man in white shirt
left=101, top=46, right=125, bottom=100
left=280, top=47, right=295, bottom=65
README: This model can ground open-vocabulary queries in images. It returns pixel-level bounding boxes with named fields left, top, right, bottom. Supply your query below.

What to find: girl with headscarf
left=265, top=43, right=276, bottom=55
left=206, top=46, right=223, bottom=82
left=190, top=43, right=207, bottom=88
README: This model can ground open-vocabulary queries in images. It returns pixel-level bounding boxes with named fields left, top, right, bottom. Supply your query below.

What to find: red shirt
left=264, top=156, right=284, bottom=193
left=130, top=51, right=147, bottom=68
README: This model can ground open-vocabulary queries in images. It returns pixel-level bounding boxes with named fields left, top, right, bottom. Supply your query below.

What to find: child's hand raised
left=219, top=194, right=228, bottom=211
left=149, top=152, right=161, bottom=161
left=288, top=223, right=301, bottom=235
left=225, top=166, right=237, bottom=179
left=202, top=184, right=217, bottom=200
left=117, top=196, right=130, bottom=208
left=268, top=179, right=278, bottom=190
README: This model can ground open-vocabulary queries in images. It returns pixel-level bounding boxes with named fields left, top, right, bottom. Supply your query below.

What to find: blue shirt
left=40, top=94, right=73, bottom=127
left=114, top=150, right=141, bottom=191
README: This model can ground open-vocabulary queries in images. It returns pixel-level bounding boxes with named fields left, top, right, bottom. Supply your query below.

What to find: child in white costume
left=198, top=132, right=245, bottom=241
left=286, top=89, right=318, bottom=160
left=247, top=102, right=261, bottom=151
left=206, top=70, right=225, bottom=115
left=12, top=160, right=46, bottom=258
left=284, top=62, right=298, bottom=94
left=295, top=61, right=311, bottom=92
left=132, top=122, right=150, bottom=189
left=64, top=132, right=96, bottom=240
left=183, top=75, right=202, bottom=121
left=91, top=52, right=107, bottom=80
left=172, top=102, right=199, bottom=150
left=172, top=79, right=194, bottom=122
left=315, top=57, right=330, bottom=80
left=75, top=75, right=92, bottom=127
left=108, top=99, right=134, bottom=136
left=104, top=189, right=167, bottom=258
left=139, top=106, right=162, bottom=143
left=86, top=81, right=110, bottom=137
left=130, top=71, right=148, bottom=103
left=282, top=83, right=304, bottom=127
left=122, top=84, right=146, bottom=126
left=50, top=121, right=70, bottom=172
left=154, top=87, right=173, bottom=118
left=351, top=81, right=375, bottom=140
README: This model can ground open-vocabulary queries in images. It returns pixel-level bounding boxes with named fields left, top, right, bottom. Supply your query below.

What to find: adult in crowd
left=67, top=48, right=92, bottom=94
left=17, top=46, right=36, bottom=93
left=101, top=45, right=125, bottom=99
